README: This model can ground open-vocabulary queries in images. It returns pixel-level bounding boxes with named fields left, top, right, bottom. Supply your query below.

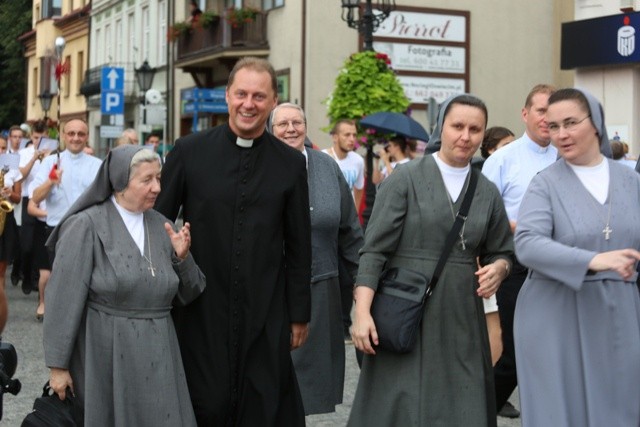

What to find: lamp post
left=135, top=60, right=157, bottom=132
left=38, top=91, right=54, bottom=122
left=341, top=0, right=395, bottom=51
left=341, top=0, right=395, bottom=227
left=54, top=36, right=65, bottom=141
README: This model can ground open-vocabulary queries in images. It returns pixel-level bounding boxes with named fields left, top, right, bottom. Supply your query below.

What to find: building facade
left=24, top=1, right=603, bottom=155
left=21, top=0, right=91, bottom=137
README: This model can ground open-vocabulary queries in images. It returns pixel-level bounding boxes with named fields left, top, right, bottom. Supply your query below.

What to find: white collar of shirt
left=111, top=196, right=145, bottom=255
left=567, top=157, right=609, bottom=204
left=301, top=147, right=309, bottom=169
left=523, top=133, right=553, bottom=154
left=236, top=137, right=254, bottom=148
left=433, top=153, right=470, bottom=201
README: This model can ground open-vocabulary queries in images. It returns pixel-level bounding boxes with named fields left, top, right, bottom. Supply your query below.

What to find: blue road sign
left=184, top=102, right=228, bottom=114
left=101, top=90, right=124, bottom=114
left=101, top=67, right=125, bottom=115
left=101, top=67, right=125, bottom=91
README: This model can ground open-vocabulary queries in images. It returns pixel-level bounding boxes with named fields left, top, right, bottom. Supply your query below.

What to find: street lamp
left=135, top=60, right=157, bottom=95
left=38, top=91, right=54, bottom=121
left=341, top=0, right=395, bottom=51
left=135, top=60, right=157, bottom=129
left=341, top=0, right=396, bottom=227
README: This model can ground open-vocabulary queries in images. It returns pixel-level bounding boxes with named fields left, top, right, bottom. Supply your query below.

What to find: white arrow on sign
left=107, top=68, right=120, bottom=90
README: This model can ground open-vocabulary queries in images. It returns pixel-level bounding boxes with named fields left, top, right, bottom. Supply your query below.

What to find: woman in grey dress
left=514, top=88, right=640, bottom=426
left=43, top=145, right=205, bottom=426
left=270, top=103, right=363, bottom=415
left=349, top=95, right=513, bottom=427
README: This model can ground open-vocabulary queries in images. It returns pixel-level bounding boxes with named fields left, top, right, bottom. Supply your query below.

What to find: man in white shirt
left=30, top=119, right=101, bottom=319
left=8, top=125, right=24, bottom=287
left=482, top=84, right=557, bottom=419
left=323, top=119, right=365, bottom=209
left=17, top=120, right=50, bottom=295
left=323, top=119, right=365, bottom=342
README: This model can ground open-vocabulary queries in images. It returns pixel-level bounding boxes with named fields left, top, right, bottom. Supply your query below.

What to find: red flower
left=55, top=60, right=70, bottom=82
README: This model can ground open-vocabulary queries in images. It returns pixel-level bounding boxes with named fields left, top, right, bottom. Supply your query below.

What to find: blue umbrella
left=360, top=112, right=429, bottom=142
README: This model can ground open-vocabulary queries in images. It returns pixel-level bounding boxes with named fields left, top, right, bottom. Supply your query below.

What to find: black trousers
left=338, top=257, right=353, bottom=334
left=493, top=261, right=528, bottom=411
left=20, top=197, right=37, bottom=287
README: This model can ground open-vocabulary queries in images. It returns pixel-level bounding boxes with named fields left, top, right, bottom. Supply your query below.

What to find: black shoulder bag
left=370, top=168, right=478, bottom=353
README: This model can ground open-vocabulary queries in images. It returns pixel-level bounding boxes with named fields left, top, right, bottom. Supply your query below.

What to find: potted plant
left=325, top=51, right=409, bottom=147
left=199, top=10, right=219, bottom=29
left=168, top=21, right=192, bottom=42
left=226, top=6, right=259, bottom=28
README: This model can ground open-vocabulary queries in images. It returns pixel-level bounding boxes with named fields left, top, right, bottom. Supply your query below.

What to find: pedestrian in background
left=271, top=102, right=363, bottom=415
left=514, top=88, right=640, bottom=426
left=0, top=136, right=22, bottom=333
left=349, top=94, right=513, bottom=427
left=18, top=120, right=50, bottom=296
left=481, top=84, right=557, bottom=419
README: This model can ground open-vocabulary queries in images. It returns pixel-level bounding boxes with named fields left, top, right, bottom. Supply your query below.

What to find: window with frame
left=76, top=51, right=84, bottom=95
left=225, top=0, right=242, bottom=9
left=262, top=0, right=284, bottom=10
left=64, top=55, right=71, bottom=97
left=41, top=0, right=62, bottom=19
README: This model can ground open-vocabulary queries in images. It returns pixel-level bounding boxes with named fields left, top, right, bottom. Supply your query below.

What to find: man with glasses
left=29, top=119, right=101, bottom=318
left=481, top=84, right=557, bottom=419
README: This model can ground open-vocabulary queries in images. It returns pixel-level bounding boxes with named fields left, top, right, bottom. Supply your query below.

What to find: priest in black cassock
left=155, top=57, right=312, bottom=426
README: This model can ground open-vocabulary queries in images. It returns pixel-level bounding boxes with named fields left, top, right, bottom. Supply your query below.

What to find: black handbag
left=21, top=381, right=83, bottom=427
left=370, top=168, right=478, bottom=353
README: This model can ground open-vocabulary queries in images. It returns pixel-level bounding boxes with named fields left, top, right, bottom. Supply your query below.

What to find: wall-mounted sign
left=561, top=12, right=640, bottom=69
left=397, top=75, right=465, bottom=104
left=374, top=42, right=465, bottom=73
left=370, top=6, right=469, bottom=107
left=374, top=10, right=466, bottom=42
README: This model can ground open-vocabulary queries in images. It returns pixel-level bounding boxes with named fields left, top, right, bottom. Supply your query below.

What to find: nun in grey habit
left=270, top=103, right=363, bottom=415
left=514, top=88, right=640, bottom=426
left=43, top=145, right=205, bottom=426
left=348, top=94, right=513, bottom=427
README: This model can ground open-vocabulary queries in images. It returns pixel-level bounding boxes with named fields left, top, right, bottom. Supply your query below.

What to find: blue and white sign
left=101, top=67, right=124, bottom=91
left=101, top=67, right=125, bottom=115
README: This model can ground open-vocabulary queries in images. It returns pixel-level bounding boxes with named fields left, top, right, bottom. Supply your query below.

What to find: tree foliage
left=0, top=2, right=32, bottom=128
left=325, top=51, right=409, bottom=144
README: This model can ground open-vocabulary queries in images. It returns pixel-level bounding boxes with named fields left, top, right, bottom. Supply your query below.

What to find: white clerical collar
left=236, top=137, right=254, bottom=148
left=524, top=133, right=552, bottom=154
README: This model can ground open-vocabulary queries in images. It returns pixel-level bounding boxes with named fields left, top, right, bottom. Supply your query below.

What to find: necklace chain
left=445, top=174, right=470, bottom=250
left=142, top=220, right=156, bottom=277
left=588, top=191, right=613, bottom=240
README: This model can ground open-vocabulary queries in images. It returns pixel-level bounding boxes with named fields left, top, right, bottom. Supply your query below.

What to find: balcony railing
left=176, top=12, right=268, bottom=63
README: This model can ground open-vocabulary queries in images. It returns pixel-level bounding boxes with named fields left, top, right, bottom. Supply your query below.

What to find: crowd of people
left=0, top=56, right=638, bottom=427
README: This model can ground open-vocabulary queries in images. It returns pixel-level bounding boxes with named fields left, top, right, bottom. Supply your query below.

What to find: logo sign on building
left=561, top=12, right=640, bottom=69
left=374, top=10, right=467, bottom=42
left=369, top=7, right=469, bottom=107
left=101, top=67, right=125, bottom=115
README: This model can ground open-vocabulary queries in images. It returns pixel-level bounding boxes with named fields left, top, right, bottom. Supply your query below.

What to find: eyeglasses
left=273, top=120, right=306, bottom=130
left=66, top=131, right=87, bottom=138
left=548, top=116, right=590, bottom=134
